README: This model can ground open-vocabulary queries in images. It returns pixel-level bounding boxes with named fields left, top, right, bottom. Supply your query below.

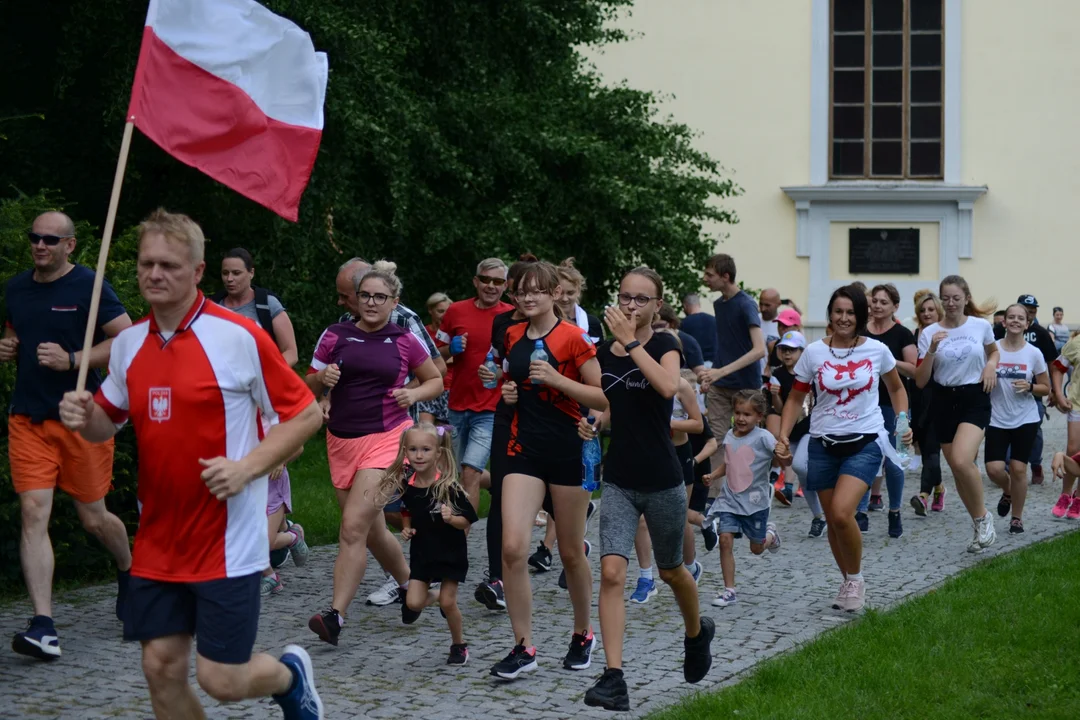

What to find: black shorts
left=676, top=442, right=695, bottom=486
left=984, top=422, right=1041, bottom=465
left=933, top=383, right=991, bottom=444
left=123, top=573, right=261, bottom=664
left=688, top=480, right=709, bottom=514
left=505, top=451, right=581, bottom=487
left=410, top=560, right=468, bottom=584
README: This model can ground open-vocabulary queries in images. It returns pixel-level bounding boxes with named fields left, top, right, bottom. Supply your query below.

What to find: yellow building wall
left=829, top=222, right=940, bottom=283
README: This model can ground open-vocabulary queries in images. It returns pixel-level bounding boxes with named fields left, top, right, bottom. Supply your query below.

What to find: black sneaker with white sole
left=11, top=617, right=60, bottom=661
left=584, top=667, right=630, bottom=712
left=474, top=578, right=506, bottom=611
left=683, top=616, right=715, bottom=683
left=563, top=629, right=596, bottom=670
left=490, top=642, right=538, bottom=680
left=701, top=517, right=719, bottom=552
left=855, top=512, right=869, bottom=534
left=447, top=643, right=469, bottom=665
left=308, top=608, right=342, bottom=646
left=528, top=543, right=553, bottom=572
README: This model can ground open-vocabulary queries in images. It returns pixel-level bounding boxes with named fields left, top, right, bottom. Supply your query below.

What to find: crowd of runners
left=4, top=209, right=1080, bottom=717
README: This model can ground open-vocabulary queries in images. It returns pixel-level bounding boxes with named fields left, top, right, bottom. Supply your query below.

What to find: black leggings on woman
left=918, top=419, right=943, bottom=495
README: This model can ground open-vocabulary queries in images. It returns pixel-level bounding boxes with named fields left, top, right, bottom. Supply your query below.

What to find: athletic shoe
left=288, top=522, right=310, bottom=567
left=629, top=577, right=658, bottom=604
left=1068, top=497, right=1080, bottom=521
left=563, top=629, right=596, bottom=670
left=490, top=642, right=538, bottom=680
left=308, top=608, right=342, bottom=646
left=585, top=500, right=597, bottom=532
left=1009, top=517, right=1025, bottom=534
left=270, top=546, right=291, bottom=570
left=584, top=667, right=630, bottom=712
left=844, top=578, right=866, bottom=612
left=683, top=616, right=715, bottom=683
left=273, top=644, right=324, bottom=720
left=261, top=573, right=284, bottom=597
left=808, top=517, right=827, bottom=538
left=772, top=482, right=791, bottom=507
left=911, top=494, right=929, bottom=517
left=996, top=493, right=1012, bottom=518
left=367, top=575, right=404, bottom=606
left=1032, top=465, right=1044, bottom=485
left=689, top=560, right=703, bottom=584
left=796, top=486, right=804, bottom=498
left=701, top=517, right=719, bottom=552
left=116, top=568, right=130, bottom=622
left=712, top=588, right=737, bottom=607
left=931, top=486, right=946, bottom=512
left=887, top=511, right=903, bottom=539
left=868, top=494, right=884, bottom=512
left=528, top=543, right=553, bottom=573
left=967, top=513, right=996, bottom=553
left=782, top=483, right=794, bottom=504
left=1052, top=493, right=1072, bottom=518
left=832, top=581, right=850, bottom=610
left=765, top=522, right=781, bottom=553
left=447, top=643, right=469, bottom=666
left=855, top=512, right=869, bottom=534
left=401, top=603, right=422, bottom=625
left=558, top=540, right=592, bottom=590
left=11, top=617, right=60, bottom=660
left=474, top=578, right=506, bottom=611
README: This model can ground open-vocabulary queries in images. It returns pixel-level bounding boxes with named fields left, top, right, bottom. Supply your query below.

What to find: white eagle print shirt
left=794, top=338, right=896, bottom=437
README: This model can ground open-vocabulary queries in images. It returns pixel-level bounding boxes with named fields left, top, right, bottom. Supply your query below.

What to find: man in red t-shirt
left=59, top=210, right=324, bottom=719
left=436, top=257, right=514, bottom=509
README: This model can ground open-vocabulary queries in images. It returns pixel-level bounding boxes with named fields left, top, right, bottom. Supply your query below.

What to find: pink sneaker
left=931, top=487, right=946, bottom=512
left=1068, top=496, right=1080, bottom=521
left=1052, top=493, right=1072, bottom=518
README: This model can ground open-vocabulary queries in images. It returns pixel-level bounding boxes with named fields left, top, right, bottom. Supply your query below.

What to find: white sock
left=684, top=561, right=696, bottom=573
left=639, top=566, right=654, bottom=581
left=849, top=572, right=864, bottom=582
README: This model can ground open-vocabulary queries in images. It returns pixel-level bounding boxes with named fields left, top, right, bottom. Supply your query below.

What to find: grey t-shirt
left=712, top=290, right=762, bottom=389
left=717, top=426, right=776, bottom=516
left=225, top=294, right=285, bottom=330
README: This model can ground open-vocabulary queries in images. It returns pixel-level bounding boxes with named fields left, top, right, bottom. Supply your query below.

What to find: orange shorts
left=8, top=415, right=115, bottom=503
left=326, top=420, right=412, bottom=490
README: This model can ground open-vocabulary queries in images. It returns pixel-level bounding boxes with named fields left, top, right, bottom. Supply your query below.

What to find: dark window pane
left=872, top=0, right=903, bottom=31
left=834, top=106, right=865, bottom=139
left=834, top=34, right=866, bottom=68
left=833, top=141, right=865, bottom=176
left=910, top=105, right=942, bottom=139
left=871, top=141, right=902, bottom=175
left=910, top=33, right=942, bottom=67
left=872, top=33, right=903, bottom=67
left=834, top=70, right=865, bottom=103
left=910, top=141, right=942, bottom=176
left=872, top=106, right=902, bottom=139
left=911, top=69, right=942, bottom=102
left=834, top=0, right=865, bottom=32
left=873, top=69, right=902, bottom=102
left=911, top=0, right=942, bottom=31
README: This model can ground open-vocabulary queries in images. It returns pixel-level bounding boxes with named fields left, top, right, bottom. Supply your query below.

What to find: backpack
left=211, top=286, right=280, bottom=346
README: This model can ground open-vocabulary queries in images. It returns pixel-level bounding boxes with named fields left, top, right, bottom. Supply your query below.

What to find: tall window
left=831, top=0, right=943, bottom=178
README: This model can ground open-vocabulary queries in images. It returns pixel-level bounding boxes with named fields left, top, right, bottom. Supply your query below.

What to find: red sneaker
left=1052, top=493, right=1072, bottom=519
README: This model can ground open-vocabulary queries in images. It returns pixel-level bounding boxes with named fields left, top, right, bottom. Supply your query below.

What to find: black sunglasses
left=27, top=231, right=73, bottom=247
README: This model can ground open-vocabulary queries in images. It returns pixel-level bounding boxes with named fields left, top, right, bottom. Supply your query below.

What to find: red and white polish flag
left=128, top=0, right=328, bottom=221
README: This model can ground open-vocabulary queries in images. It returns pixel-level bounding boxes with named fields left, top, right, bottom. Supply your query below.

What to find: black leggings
left=918, top=419, right=943, bottom=495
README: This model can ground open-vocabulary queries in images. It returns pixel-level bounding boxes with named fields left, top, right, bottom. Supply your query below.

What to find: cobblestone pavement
left=2, top=417, right=1076, bottom=719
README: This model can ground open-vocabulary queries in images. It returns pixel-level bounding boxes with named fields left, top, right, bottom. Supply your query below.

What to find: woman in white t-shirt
left=985, top=304, right=1050, bottom=534
left=777, top=286, right=910, bottom=613
left=915, top=274, right=1000, bottom=554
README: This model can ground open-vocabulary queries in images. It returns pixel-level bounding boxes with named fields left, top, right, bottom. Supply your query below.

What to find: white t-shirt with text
left=990, top=340, right=1047, bottom=429
left=917, top=317, right=995, bottom=387
left=794, top=338, right=896, bottom=437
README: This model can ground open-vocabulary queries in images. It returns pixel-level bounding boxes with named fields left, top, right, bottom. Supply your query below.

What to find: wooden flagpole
left=75, top=120, right=135, bottom=394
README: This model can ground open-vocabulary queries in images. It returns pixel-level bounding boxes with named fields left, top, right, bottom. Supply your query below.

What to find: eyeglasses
left=513, top=289, right=551, bottom=301
left=476, top=275, right=507, bottom=287
left=617, top=293, right=659, bottom=308
left=27, top=232, right=73, bottom=247
left=358, top=291, right=393, bottom=305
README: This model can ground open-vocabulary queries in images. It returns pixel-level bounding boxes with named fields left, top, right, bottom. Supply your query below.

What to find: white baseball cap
left=777, top=330, right=806, bottom=349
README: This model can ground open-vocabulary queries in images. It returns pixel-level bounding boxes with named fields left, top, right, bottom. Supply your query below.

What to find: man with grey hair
left=435, top=258, right=513, bottom=512
left=680, top=292, right=716, bottom=368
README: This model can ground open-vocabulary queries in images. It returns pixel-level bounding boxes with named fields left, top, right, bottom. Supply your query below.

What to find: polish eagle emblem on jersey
left=149, top=387, right=171, bottom=422
left=817, top=358, right=874, bottom=405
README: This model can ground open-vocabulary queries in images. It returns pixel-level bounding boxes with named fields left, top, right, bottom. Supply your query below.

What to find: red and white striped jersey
left=95, top=292, right=314, bottom=582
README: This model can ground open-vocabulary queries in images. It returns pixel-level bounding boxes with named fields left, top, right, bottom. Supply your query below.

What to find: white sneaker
left=367, top=575, right=403, bottom=606
left=976, top=512, right=996, bottom=549
left=844, top=578, right=865, bottom=612
left=832, top=580, right=851, bottom=610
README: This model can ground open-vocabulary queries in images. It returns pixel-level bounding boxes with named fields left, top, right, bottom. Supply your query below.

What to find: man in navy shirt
left=2, top=211, right=133, bottom=660
left=699, top=254, right=766, bottom=444
left=680, top=293, right=717, bottom=368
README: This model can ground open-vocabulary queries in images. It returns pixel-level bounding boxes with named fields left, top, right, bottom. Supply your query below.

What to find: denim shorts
left=715, top=508, right=770, bottom=544
left=449, top=409, right=494, bottom=471
left=806, top=436, right=883, bottom=491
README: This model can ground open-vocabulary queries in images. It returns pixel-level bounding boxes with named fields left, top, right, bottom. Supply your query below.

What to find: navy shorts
left=123, top=573, right=261, bottom=664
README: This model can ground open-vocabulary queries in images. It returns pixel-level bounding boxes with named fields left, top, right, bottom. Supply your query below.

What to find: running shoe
left=808, top=516, right=827, bottom=538
left=528, top=543, right=553, bottom=572
left=1032, top=465, right=1044, bottom=485
left=273, top=644, right=324, bottom=720
left=844, top=578, right=866, bottom=612
left=490, top=642, right=538, bottom=680
left=261, top=573, right=284, bottom=597
left=911, top=494, right=929, bottom=517
left=1052, top=493, right=1072, bottom=518
left=270, top=546, right=291, bottom=570
left=367, top=575, right=404, bottom=606
left=629, top=577, right=658, bottom=604
left=765, top=522, right=781, bottom=553
left=585, top=499, right=597, bottom=532
left=683, top=616, right=715, bottom=683
left=287, top=522, right=310, bottom=567
left=782, top=483, right=794, bottom=504
left=887, top=511, right=903, bottom=539
left=796, top=487, right=804, bottom=498
left=855, top=512, right=869, bottom=534
left=308, top=608, right=342, bottom=646
left=689, top=560, right=704, bottom=584
left=474, top=578, right=506, bottom=611
left=772, top=482, right=791, bottom=507
left=116, top=568, right=130, bottom=622
left=558, top=540, right=592, bottom=590
left=996, top=493, right=1012, bottom=518
left=1009, top=517, right=1025, bottom=534
left=401, top=602, right=422, bottom=625
left=967, top=513, right=996, bottom=553
left=584, top=667, right=630, bottom=712
left=11, top=617, right=60, bottom=660
left=931, top=487, right=946, bottom=512
left=712, top=588, right=737, bottom=607
left=701, top=517, right=719, bottom=553
left=447, top=643, right=469, bottom=666
left=1068, top=497, right=1080, bottom=521
left=832, top=580, right=850, bottom=610
left=868, top=494, right=884, bottom=512
left=563, top=629, right=596, bottom=670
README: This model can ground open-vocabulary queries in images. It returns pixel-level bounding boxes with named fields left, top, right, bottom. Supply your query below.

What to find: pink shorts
left=267, top=467, right=292, bottom=516
left=327, top=420, right=412, bottom=490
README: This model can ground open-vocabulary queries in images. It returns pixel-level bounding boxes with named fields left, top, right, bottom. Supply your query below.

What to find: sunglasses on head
left=475, top=275, right=506, bottom=287
left=27, top=232, right=72, bottom=247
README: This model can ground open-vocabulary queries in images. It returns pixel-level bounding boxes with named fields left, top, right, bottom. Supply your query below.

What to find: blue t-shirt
left=677, top=330, right=705, bottom=370
left=712, top=290, right=762, bottom=390
left=4, top=265, right=127, bottom=422
left=681, top=312, right=717, bottom=366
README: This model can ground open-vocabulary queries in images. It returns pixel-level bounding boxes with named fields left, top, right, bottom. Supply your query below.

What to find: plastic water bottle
left=672, top=392, right=688, bottom=421
left=582, top=417, right=602, bottom=492
left=482, top=352, right=498, bottom=390
left=530, top=340, right=549, bottom=385
left=895, top=411, right=911, bottom=470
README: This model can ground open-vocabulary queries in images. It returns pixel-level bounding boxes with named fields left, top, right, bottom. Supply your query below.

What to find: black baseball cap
left=1017, top=294, right=1038, bottom=307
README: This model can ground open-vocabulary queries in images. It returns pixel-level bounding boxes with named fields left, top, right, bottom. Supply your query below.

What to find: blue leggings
left=858, top=405, right=905, bottom=512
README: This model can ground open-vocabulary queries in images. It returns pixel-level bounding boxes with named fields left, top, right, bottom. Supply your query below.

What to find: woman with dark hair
left=218, top=248, right=298, bottom=366
left=915, top=275, right=999, bottom=553
left=910, top=291, right=947, bottom=514
left=777, top=285, right=910, bottom=612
